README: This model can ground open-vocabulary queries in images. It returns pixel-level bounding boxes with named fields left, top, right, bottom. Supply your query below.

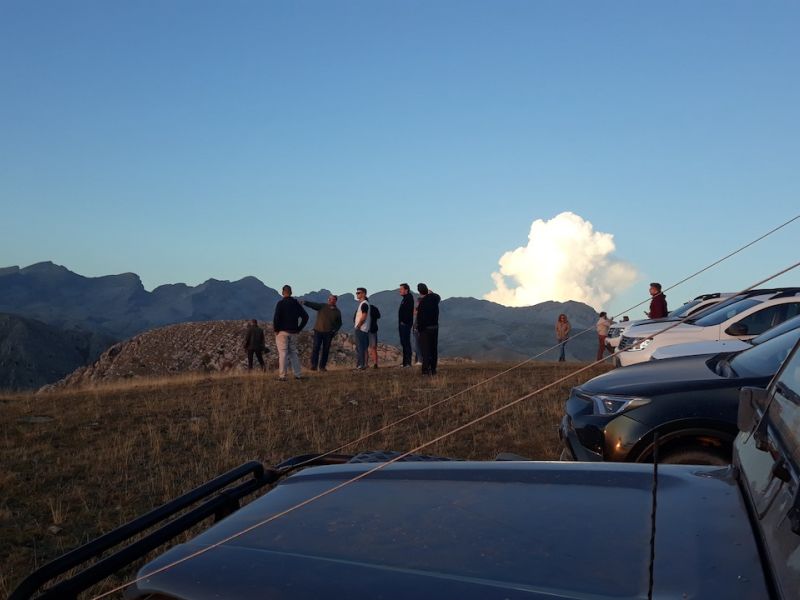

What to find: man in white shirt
left=353, top=287, right=371, bottom=370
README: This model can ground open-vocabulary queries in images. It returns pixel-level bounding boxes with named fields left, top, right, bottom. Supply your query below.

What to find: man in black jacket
left=416, top=283, right=441, bottom=376
left=398, top=283, right=414, bottom=367
left=243, top=319, right=268, bottom=371
left=272, top=285, right=309, bottom=381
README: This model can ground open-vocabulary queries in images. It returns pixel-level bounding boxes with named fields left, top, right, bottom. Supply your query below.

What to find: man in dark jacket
left=647, top=282, right=668, bottom=319
left=243, top=319, right=268, bottom=371
left=273, top=285, right=309, bottom=380
left=398, top=283, right=414, bottom=367
left=416, top=283, right=441, bottom=375
left=300, top=294, right=342, bottom=372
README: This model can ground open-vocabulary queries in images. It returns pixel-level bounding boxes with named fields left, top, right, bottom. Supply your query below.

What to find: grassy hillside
left=1, top=361, right=611, bottom=598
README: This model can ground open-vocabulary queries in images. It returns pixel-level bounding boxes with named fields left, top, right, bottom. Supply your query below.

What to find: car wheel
left=658, top=446, right=729, bottom=466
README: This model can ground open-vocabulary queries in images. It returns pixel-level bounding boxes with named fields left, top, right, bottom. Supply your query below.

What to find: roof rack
left=10, top=462, right=276, bottom=600
left=10, top=452, right=362, bottom=600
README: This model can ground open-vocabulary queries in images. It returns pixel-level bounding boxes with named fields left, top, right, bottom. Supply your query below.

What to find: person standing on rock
left=416, top=283, right=440, bottom=376
left=300, top=295, right=342, bottom=372
left=398, top=283, right=414, bottom=367
left=273, top=285, right=309, bottom=381
left=243, top=319, right=268, bottom=371
left=353, top=287, right=371, bottom=370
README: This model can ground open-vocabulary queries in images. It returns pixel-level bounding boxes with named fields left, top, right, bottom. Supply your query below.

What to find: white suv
left=617, top=290, right=800, bottom=366
left=605, top=293, right=732, bottom=353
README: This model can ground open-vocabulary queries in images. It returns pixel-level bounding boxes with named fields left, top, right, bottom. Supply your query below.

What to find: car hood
left=130, top=461, right=767, bottom=599
left=651, top=339, right=752, bottom=360
left=580, top=354, right=726, bottom=395
left=623, top=322, right=703, bottom=338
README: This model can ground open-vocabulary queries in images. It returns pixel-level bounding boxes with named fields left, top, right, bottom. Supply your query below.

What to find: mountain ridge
left=0, top=262, right=603, bottom=389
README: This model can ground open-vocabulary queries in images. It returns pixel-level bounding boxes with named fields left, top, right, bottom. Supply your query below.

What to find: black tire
left=658, top=446, right=729, bottom=466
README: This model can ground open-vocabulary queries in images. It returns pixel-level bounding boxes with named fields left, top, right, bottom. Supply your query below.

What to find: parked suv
left=617, top=289, right=800, bottom=366
left=13, top=343, right=800, bottom=599
left=560, top=322, right=800, bottom=464
left=605, top=292, right=731, bottom=353
left=650, top=314, right=800, bottom=361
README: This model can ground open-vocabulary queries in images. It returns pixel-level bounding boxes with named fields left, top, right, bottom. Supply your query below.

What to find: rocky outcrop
left=0, top=313, right=116, bottom=391
left=41, top=320, right=402, bottom=390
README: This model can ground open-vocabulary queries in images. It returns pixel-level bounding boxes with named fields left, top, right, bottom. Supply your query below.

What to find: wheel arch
left=628, top=420, right=738, bottom=463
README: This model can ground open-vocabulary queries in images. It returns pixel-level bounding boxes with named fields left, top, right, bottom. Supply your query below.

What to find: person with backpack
left=368, top=302, right=381, bottom=369
left=353, top=287, right=371, bottom=370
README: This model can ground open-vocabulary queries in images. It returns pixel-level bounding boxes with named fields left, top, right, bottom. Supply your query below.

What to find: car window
left=752, top=314, right=800, bottom=345
left=729, top=328, right=800, bottom=378
left=693, top=298, right=760, bottom=327
left=669, top=299, right=701, bottom=318
left=735, top=302, right=800, bottom=336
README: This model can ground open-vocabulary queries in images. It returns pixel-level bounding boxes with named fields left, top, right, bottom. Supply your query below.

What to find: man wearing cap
left=416, top=283, right=441, bottom=375
left=398, top=283, right=414, bottom=367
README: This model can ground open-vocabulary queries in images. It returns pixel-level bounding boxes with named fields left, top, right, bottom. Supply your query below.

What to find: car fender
left=627, top=420, right=738, bottom=463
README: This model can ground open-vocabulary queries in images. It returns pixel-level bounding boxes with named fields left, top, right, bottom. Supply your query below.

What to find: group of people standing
left=245, top=283, right=441, bottom=380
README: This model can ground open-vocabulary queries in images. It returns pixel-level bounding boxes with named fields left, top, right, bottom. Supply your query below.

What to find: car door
left=738, top=340, right=800, bottom=598
left=727, top=301, right=800, bottom=339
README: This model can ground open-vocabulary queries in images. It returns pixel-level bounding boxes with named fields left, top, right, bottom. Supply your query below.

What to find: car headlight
left=591, top=394, right=650, bottom=415
left=626, top=337, right=652, bottom=351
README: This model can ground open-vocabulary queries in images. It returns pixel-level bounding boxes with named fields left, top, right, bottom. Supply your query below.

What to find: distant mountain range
left=0, top=262, right=602, bottom=389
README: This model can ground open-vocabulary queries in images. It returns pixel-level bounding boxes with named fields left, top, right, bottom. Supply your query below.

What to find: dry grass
left=0, top=360, right=610, bottom=598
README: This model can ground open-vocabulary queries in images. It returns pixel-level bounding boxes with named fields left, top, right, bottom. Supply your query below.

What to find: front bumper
left=559, top=415, right=602, bottom=462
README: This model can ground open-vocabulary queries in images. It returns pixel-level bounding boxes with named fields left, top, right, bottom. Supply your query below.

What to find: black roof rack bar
left=275, top=453, right=354, bottom=473
left=10, top=461, right=277, bottom=600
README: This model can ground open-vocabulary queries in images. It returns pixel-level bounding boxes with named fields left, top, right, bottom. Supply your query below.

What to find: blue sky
left=1, top=1, right=798, bottom=317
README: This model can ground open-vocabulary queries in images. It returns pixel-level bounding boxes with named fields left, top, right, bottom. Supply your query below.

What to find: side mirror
left=738, top=386, right=768, bottom=433
left=726, top=322, right=749, bottom=336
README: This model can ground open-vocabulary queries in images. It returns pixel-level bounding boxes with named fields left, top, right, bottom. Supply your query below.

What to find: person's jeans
left=419, top=326, right=439, bottom=375
left=597, top=335, right=607, bottom=361
left=399, top=323, right=412, bottom=366
left=311, top=331, right=334, bottom=369
left=275, top=332, right=301, bottom=377
left=354, top=329, right=369, bottom=368
left=558, top=338, right=568, bottom=361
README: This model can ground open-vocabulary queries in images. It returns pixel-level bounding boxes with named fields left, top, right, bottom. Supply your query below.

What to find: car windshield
left=751, top=314, right=800, bottom=346
left=728, top=328, right=800, bottom=378
left=693, top=298, right=761, bottom=327
left=669, top=299, right=702, bottom=318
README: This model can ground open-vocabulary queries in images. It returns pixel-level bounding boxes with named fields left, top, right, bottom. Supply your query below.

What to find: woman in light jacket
left=555, top=314, right=571, bottom=362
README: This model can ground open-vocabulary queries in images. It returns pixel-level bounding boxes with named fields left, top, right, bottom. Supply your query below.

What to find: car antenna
left=648, top=432, right=660, bottom=600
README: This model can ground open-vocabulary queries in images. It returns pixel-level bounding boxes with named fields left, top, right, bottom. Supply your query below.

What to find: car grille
left=618, top=335, right=637, bottom=351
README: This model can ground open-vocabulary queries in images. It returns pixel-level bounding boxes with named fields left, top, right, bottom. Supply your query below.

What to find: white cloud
left=484, top=212, right=638, bottom=310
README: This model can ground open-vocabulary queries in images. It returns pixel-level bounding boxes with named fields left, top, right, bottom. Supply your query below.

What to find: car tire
left=658, top=446, right=729, bottom=466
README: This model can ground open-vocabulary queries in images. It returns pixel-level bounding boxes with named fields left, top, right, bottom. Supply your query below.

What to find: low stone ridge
left=0, top=313, right=115, bottom=391
left=41, top=320, right=402, bottom=391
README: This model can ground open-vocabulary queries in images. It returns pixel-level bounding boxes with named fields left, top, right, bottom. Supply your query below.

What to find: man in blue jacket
left=273, top=285, right=309, bottom=381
